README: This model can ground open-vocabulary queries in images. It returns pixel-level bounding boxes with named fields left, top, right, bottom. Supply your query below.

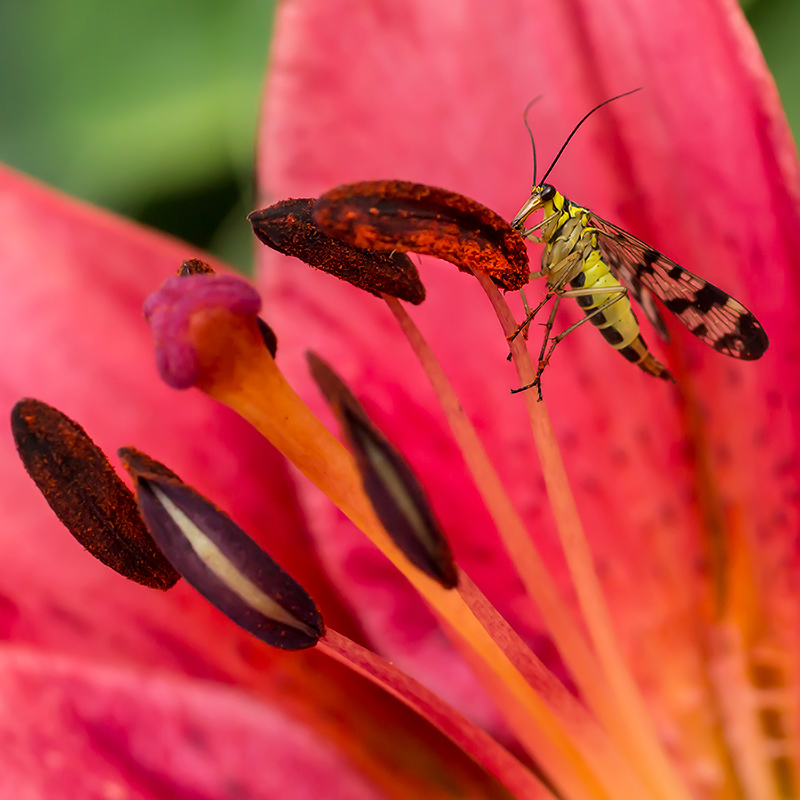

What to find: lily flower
left=4, top=1, right=798, bottom=800
left=3, top=171, right=504, bottom=797
left=253, top=0, right=798, bottom=798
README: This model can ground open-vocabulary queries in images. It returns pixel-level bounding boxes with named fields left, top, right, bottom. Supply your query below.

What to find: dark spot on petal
left=0, top=594, right=20, bottom=639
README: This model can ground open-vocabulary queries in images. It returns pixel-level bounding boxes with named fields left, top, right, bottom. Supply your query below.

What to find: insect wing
left=590, top=214, right=768, bottom=359
left=600, top=237, right=671, bottom=342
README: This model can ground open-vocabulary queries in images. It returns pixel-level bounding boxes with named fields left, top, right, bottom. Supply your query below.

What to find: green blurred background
left=0, top=0, right=795, bottom=275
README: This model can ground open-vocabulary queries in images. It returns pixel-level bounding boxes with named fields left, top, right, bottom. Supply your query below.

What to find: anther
left=307, top=353, right=458, bottom=589
left=11, top=399, right=179, bottom=590
left=249, top=198, right=426, bottom=304
left=313, top=181, right=530, bottom=291
left=120, top=447, right=324, bottom=650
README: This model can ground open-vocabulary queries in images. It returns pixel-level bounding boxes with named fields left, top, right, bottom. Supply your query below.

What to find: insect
left=509, top=90, right=769, bottom=398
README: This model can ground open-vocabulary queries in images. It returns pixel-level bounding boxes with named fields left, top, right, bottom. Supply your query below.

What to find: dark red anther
left=313, top=181, right=529, bottom=291
left=120, top=447, right=324, bottom=650
left=249, top=198, right=426, bottom=304
left=178, top=258, right=215, bottom=277
left=307, top=354, right=458, bottom=590
left=11, top=399, right=179, bottom=590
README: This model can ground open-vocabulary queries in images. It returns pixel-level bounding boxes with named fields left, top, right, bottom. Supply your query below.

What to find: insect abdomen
left=617, top=336, right=674, bottom=381
left=572, top=251, right=674, bottom=381
left=571, top=256, right=638, bottom=345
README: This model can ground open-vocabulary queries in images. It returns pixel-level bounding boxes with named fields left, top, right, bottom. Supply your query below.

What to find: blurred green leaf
left=747, top=0, right=800, bottom=145
left=0, top=1, right=275, bottom=270
left=0, top=0, right=796, bottom=274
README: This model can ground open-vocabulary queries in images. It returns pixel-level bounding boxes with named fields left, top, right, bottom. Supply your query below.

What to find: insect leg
left=508, top=290, right=556, bottom=345
left=508, top=252, right=581, bottom=345
left=506, top=283, right=551, bottom=363
left=537, top=286, right=628, bottom=373
left=511, top=296, right=561, bottom=400
left=511, top=286, right=629, bottom=400
left=517, top=211, right=560, bottom=242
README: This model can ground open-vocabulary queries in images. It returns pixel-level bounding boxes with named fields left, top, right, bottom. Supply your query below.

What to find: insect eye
left=539, top=184, right=556, bottom=202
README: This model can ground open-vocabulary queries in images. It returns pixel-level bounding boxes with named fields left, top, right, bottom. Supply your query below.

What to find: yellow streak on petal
left=183, top=307, right=618, bottom=800
left=710, top=510, right=800, bottom=800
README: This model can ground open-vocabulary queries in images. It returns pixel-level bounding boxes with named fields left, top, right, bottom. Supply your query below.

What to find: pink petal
left=0, top=165, right=354, bottom=667
left=257, top=0, right=800, bottom=748
left=0, top=647, right=385, bottom=800
left=0, top=166, right=518, bottom=794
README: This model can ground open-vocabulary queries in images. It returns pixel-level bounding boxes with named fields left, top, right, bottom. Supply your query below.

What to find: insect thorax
left=540, top=195, right=600, bottom=288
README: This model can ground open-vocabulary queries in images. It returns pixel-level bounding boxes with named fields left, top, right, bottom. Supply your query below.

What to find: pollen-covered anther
left=10, top=399, right=180, bottom=590
left=143, top=273, right=268, bottom=391
left=307, top=353, right=458, bottom=589
left=249, top=198, right=426, bottom=304
left=119, top=447, right=324, bottom=650
left=312, top=181, right=530, bottom=291
left=177, top=258, right=215, bottom=277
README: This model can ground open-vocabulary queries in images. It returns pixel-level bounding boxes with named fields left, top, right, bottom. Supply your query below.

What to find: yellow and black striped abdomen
left=571, top=234, right=673, bottom=381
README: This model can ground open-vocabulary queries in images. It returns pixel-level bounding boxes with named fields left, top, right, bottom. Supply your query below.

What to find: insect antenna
left=538, top=87, right=642, bottom=186
left=523, top=95, right=543, bottom=187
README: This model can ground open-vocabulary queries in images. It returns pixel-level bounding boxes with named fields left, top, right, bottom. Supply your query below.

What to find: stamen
left=256, top=317, right=279, bottom=359
left=312, top=181, right=530, bottom=291
left=251, top=184, right=691, bottom=799
left=454, top=574, right=652, bottom=800
left=318, top=628, right=552, bottom=799
left=249, top=198, right=425, bottom=304
left=143, top=272, right=621, bottom=800
left=383, top=296, right=661, bottom=799
left=476, top=272, right=693, bottom=800
left=10, top=398, right=179, bottom=590
left=307, top=353, right=458, bottom=589
left=295, top=180, right=687, bottom=797
left=120, top=447, right=323, bottom=650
